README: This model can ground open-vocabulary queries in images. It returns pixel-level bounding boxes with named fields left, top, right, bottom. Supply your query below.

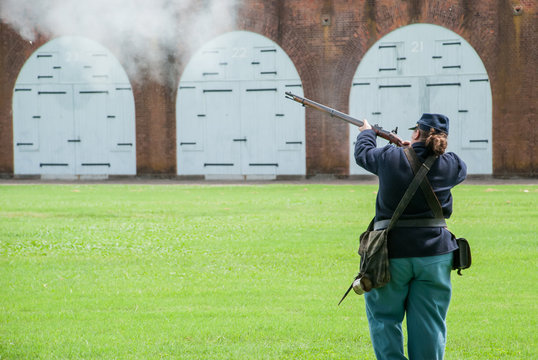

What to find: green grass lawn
left=0, top=184, right=536, bottom=359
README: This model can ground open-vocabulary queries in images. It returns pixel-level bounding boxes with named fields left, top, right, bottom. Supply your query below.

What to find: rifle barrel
left=284, top=91, right=404, bottom=147
left=285, top=92, right=364, bottom=127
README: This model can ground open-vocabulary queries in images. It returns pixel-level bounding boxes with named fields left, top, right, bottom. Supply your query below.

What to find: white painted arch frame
left=349, top=23, right=492, bottom=175
left=13, top=36, right=136, bottom=178
left=176, top=31, right=305, bottom=179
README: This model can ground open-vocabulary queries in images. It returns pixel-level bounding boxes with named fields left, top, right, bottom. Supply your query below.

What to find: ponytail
left=419, top=128, right=447, bottom=156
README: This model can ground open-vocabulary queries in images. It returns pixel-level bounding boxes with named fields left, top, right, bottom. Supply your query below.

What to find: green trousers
left=364, top=252, right=453, bottom=360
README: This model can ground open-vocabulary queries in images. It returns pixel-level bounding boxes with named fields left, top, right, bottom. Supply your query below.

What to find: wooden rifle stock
left=285, top=92, right=405, bottom=147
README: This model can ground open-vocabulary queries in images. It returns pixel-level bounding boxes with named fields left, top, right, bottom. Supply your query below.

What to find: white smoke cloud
left=0, top=0, right=238, bottom=85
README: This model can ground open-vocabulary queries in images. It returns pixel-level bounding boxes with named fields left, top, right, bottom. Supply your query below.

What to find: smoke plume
left=0, top=0, right=238, bottom=85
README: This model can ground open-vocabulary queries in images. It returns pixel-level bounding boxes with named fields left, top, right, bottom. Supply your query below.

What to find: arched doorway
left=13, top=36, right=136, bottom=178
left=349, top=23, right=492, bottom=175
left=177, top=31, right=305, bottom=180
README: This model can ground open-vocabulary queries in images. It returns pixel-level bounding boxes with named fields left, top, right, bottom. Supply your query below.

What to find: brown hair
left=419, top=128, right=448, bottom=156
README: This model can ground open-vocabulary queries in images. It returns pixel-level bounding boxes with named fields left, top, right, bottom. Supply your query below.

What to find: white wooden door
left=241, top=83, right=278, bottom=176
left=202, top=84, right=242, bottom=178
left=74, top=85, right=110, bottom=175
left=36, top=85, right=76, bottom=176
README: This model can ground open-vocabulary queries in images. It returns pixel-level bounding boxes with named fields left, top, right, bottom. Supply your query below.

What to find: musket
left=285, top=92, right=405, bottom=147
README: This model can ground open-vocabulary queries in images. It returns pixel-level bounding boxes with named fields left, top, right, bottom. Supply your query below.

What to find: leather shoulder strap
left=387, top=154, right=437, bottom=232
left=403, top=147, right=444, bottom=219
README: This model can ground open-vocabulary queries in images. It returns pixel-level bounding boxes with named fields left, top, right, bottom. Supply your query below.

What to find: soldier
left=355, top=114, right=467, bottom=360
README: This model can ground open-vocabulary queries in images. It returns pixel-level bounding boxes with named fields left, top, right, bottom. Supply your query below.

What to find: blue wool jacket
left=355, top=129, right=467, bottom=258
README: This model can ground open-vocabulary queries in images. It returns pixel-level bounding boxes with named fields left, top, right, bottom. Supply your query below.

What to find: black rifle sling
left=403, top=147, right=444, bottom=219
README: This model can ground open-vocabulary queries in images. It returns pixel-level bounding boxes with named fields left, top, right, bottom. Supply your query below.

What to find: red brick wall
left=133, top=81, right=178, bottom=175
left=1, top=0, right=536, bottom=177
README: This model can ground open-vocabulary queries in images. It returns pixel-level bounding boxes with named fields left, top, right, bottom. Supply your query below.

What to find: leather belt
left=374, top=218, right=447, bottom=230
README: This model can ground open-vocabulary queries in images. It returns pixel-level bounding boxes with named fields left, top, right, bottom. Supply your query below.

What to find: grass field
left=0, top=183, right=536, bottom=359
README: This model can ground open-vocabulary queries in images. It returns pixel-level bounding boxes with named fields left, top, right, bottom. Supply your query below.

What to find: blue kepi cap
left=409, top=113, right=449, bottom=135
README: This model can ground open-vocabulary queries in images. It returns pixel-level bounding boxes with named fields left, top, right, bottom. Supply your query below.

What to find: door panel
left=241, top=83, right=278, bottom=175
left=202, top=84, right=241, bottom=175
left=74, top=85, right=110, bottom=175
left=13, top=88, right=40, bottom=173
left=37, top=85, right=76, bottom=175
left=425, top=78, right=461, bottom=152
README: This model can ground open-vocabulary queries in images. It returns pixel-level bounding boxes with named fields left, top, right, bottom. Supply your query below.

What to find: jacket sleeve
left=436, top=152, right=468, bottom=190
left=354, top=129, right=391, bottom=175
left=430, top=152, right=467, bottom=218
